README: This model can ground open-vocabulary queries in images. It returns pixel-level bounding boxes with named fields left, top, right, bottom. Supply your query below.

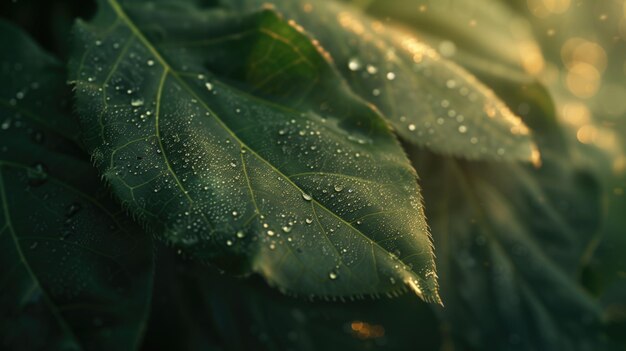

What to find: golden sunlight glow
left=350, top=321, right=385, bottom=339
left=531, top=145, right=543, bottom=168
left=576, top=125, right=598, bottom=144
left=561, top=38, right=607, bottom=72
left=527, top=0, right=571, bottom=17
left=542, top=0, right=571, bottom=14
left=401, top=36, right=440, bottom=62
left=560, top=38, right=606, bottom=98
left=566, top=63, right=601, bottom=98
left=562, top=102, right=592, bottom=126
left=338, top=11, right=366, bottom=36
left=519, top=40, right=545, bottom=74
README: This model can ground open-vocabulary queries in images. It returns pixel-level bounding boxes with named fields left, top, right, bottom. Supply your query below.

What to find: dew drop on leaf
left=65, top=203, right=82, bottom=219
left=348, top=58, right=362, bottom=71
left=1, top=118, right=11, bottom=130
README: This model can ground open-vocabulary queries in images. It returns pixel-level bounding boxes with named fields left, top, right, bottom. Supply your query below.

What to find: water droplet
left=458, top=125, right=467, bottom=133
left=282, top=226, right=292, bottom=233
left=205, top=82, right=213, bottom=91
left=27, top=163, right=48, bottom=187
left=334, top=185, right=344, bottom=192
left=232, top=211, right=238, bottom=217
left=267, top=230, right=275, bottom=237
left=366, top=65, right=378, bottom=74
left=131, top=98, right=144, bottom=107
left=439, top=40, right=457, bottom=57
left=329, top=271, right=338, bottom=280
left=146, top=60, right=155, bottom=66
left=302, top=193, right=313, bottom=201
left=66, top=203, right=82, bottom=218
left=226, top=240, right=233, bottom=246
left=348, top=58, right=362, bottom=71
left=386, top=72, right=396, bottom=80
left=305, top=218, right=313, bottom=224
left=236, top=230, right=246, bottom=238
left=1, top=118, right=11, bottom=130
left=408, top=124, right=416, bottom=131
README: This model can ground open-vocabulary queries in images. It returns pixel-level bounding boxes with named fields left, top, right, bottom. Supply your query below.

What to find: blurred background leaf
left=0, top=0, right=96, bottom=60
left=0, top=20, right=154, bottom=350
left=143, top=245, right=442, bottom=351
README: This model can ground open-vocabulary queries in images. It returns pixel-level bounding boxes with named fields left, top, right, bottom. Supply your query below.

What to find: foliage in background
left=1, top=0, right=625, bottom=350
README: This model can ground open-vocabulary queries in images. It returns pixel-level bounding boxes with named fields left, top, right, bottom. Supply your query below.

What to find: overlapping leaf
left=226, top=0, right=539, bottom=162
left=0, top=21, right=153, bottom=350
left=363, top=0, right=546, bottom=79
left=408, top=85, right=609, bottom=350
left=70, top=0, right=439, bottom=301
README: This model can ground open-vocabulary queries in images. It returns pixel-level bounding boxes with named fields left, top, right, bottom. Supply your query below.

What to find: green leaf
left=363, top=0, right=546, bottom=78
left=408, top=86, right=609, bottom=350
left=226, top=0, right=539, bottom=163
left=0, top=20, right=154, bottom=350
left=0, top=0, right=97, bottom=61
left=70, top=0, right=439, bottom=302
left=0, top=20, right=80, bottom=143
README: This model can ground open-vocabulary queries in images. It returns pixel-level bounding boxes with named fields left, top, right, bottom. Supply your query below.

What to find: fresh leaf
left=226, top=0, right=539, bottom=163
left=70, top=0, right=439, bottom=301
left=0, top=20, right=154, bottom=350
left=363, top=0, right=546, bottom=78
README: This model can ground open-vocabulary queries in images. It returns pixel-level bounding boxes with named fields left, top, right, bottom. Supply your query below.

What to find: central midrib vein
left=106, top=0, right=430, bottom=295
